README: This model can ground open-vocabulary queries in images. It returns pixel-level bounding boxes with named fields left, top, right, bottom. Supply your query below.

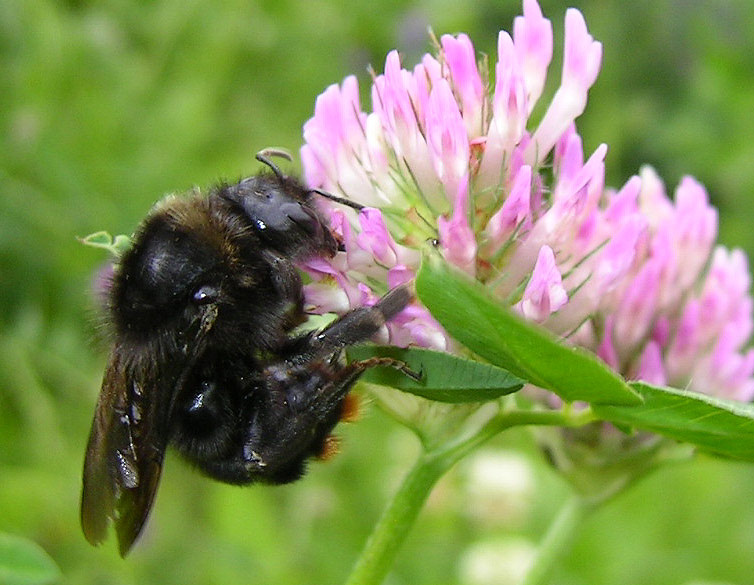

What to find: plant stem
left=343, top=452, right=450, bottom=585
left=521, top=495, right=592, bottom=585
left=344, top=407, right=594, bottom=585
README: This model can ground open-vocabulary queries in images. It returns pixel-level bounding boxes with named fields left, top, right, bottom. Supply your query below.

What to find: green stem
left=521, top=495, right=592, bottom=585
left=343, top=452, right=451, bottom=585
left=344, top=407, right=594, bottom=585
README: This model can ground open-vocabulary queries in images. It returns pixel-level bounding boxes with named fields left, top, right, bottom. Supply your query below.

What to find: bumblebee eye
left=192, top=285, right=219, bottom=305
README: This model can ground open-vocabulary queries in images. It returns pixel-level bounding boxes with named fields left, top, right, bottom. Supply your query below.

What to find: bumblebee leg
left=172, top=355, right=420, bottom=486
left=224, top=363, right=351, bottom=484
left=343, top=356, right=423, bottom=382
left=295, top=285, right=411, bottom=364
left=235, top=353, right=418, bottom=485
left=241, top=355, right=420, bottom=481
left=177, top=286, right=415, bottom=486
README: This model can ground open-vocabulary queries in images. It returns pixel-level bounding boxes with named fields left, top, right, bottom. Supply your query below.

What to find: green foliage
left=416, top=257, right=754, bottom=462
left=416, top=255, right=641, bottom=406
left=79, top=231, right=131, bottom=257
left=0, top=533, right=60, bottom=585
left=347, top=345, right=524, bottom=402
left=597, top=383, right=754, bottom=461
left=3, top=0, right=754, bottom=584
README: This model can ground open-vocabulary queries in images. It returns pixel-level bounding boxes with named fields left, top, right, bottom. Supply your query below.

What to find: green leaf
left=78, top=231, right=131, bottom=257
left=0, top=533, right=61, bottom=585
left=594, top=382, right=754, bottom=461
left=415, top=255, right=641, bottom=406
left=347, top=345, right=524, bottom=403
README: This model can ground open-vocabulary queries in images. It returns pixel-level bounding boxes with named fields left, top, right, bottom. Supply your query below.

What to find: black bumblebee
left=81, top=150, right=414, bottom=556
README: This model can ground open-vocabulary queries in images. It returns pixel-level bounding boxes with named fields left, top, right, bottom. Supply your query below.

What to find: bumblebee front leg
left=290, top=285, right=412, bottom=366
left=339, top=356, right=422, bottom=382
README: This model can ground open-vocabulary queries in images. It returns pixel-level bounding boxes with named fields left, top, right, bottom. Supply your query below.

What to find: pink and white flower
left=300, top=0, right=754, bottom=403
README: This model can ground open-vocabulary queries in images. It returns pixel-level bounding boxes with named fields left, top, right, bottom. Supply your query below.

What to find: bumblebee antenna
left=255, top=148, right=293, bottom=182
left=310, top=188, right=365, bottom=211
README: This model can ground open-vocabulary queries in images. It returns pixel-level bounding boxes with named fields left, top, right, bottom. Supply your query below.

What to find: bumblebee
left=81, top=151, right=413, bottom=555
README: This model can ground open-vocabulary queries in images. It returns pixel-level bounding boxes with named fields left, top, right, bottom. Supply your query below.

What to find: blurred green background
left=3, top=0, right=754, bottom=583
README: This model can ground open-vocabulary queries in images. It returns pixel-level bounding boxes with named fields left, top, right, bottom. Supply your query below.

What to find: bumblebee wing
left=81, top=345, right=174, bottom=556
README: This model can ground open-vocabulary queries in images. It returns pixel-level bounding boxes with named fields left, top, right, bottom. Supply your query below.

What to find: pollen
left=339, top=392, right=361, bottom=423
left=317, top=434, right=342, bottom=461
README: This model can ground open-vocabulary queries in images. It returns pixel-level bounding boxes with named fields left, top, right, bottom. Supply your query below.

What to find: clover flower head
left=300, top=0, right=754, bottom=402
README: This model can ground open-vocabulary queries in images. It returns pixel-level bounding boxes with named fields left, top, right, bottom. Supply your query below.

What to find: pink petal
left=391, top=304, right=450, bottom=350
left=303, top=282, right=352, bottom=314
left=614, top=259, right=661, bottom=350
left=513, top=0, right=553, bottom=114
left=438, top=176, right=477, bottom=275
left=594, top=214, right=645, bottom=292
left=476, top=31, right=527, bottom=194
left=387, top=265, right=416, bottom=288
left=525, top=8, right=602, bottom=164
left=356, top=208, right=399, bottom=266
left=484, top=164, right=532, bottom=250
left=372, top=52, right=442, bottom=204
left=425, top=79, right=470, bottom=199
left=638, top=166, right=673, bottom=227
left=491, top=32, right=528, bottom=148
left=518, top=245, right=568, bottom=322
left=604, top=175, right=641, bottom=225
left=597, top=317, right=619, bottom=370
left=633, top=341, right=666, bottom=386
left=561, top=9, right=602, bottom=96
left=441, top=33, right=484, bottom=134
